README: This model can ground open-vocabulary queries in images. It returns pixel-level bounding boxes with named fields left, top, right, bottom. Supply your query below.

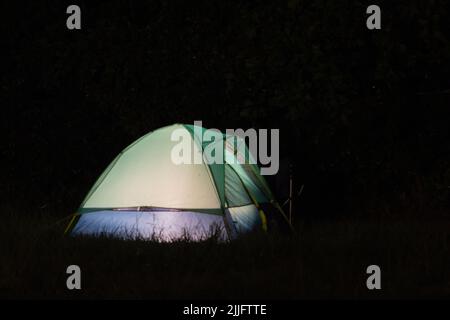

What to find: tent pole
left=289, top=164, right=293, bottom=225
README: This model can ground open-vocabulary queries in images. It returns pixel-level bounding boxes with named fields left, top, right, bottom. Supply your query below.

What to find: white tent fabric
left=226, top=205, right=261, bottom=234
left=82, top=125, right=221, bottom=210
left=72, top=210, right=228, bottom=241
left=67, top=124, right=285, bottom=241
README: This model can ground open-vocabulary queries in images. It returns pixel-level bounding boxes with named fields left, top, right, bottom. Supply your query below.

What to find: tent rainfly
left=65, top=124, right=290, bottom=241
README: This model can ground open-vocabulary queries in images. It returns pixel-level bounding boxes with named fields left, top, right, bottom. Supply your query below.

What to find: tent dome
left=65, top=124, right=288, bottom=241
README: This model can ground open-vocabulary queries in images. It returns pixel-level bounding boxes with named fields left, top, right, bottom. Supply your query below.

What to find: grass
left=1, top=210, right=450, bottom=299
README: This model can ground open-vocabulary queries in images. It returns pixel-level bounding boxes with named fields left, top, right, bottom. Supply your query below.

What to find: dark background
left=2, top=0, right=449, bottom=221
left=1, top=0, right=450, bottom=300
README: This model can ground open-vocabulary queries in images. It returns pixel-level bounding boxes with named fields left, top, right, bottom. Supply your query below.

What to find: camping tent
left=65, top=124, right=289, bottom=241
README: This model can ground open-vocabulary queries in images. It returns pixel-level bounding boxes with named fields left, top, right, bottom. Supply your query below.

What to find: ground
left=2, top=211, right=449, bottom=299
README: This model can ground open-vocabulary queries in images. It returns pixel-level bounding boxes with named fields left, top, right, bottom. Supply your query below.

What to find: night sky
left=2, top=1, right=449, bottom=221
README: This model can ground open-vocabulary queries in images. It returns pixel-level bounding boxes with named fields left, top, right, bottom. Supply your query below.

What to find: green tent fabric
left=66, top=124, right=289, bottom=241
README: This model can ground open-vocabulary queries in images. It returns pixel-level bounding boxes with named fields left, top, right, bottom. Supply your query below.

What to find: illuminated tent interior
left=65, top=124, right=289, bottom=241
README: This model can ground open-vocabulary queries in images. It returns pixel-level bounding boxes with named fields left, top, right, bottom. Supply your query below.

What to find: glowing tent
left=65, top=124, right=289, bottom=241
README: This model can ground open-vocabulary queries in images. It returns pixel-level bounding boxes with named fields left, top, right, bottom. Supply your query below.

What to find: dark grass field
left=2, top=209, right=450, bottom=299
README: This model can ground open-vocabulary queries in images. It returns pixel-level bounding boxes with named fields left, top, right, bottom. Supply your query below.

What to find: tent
left=65, top=124, right=290, bottom=241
